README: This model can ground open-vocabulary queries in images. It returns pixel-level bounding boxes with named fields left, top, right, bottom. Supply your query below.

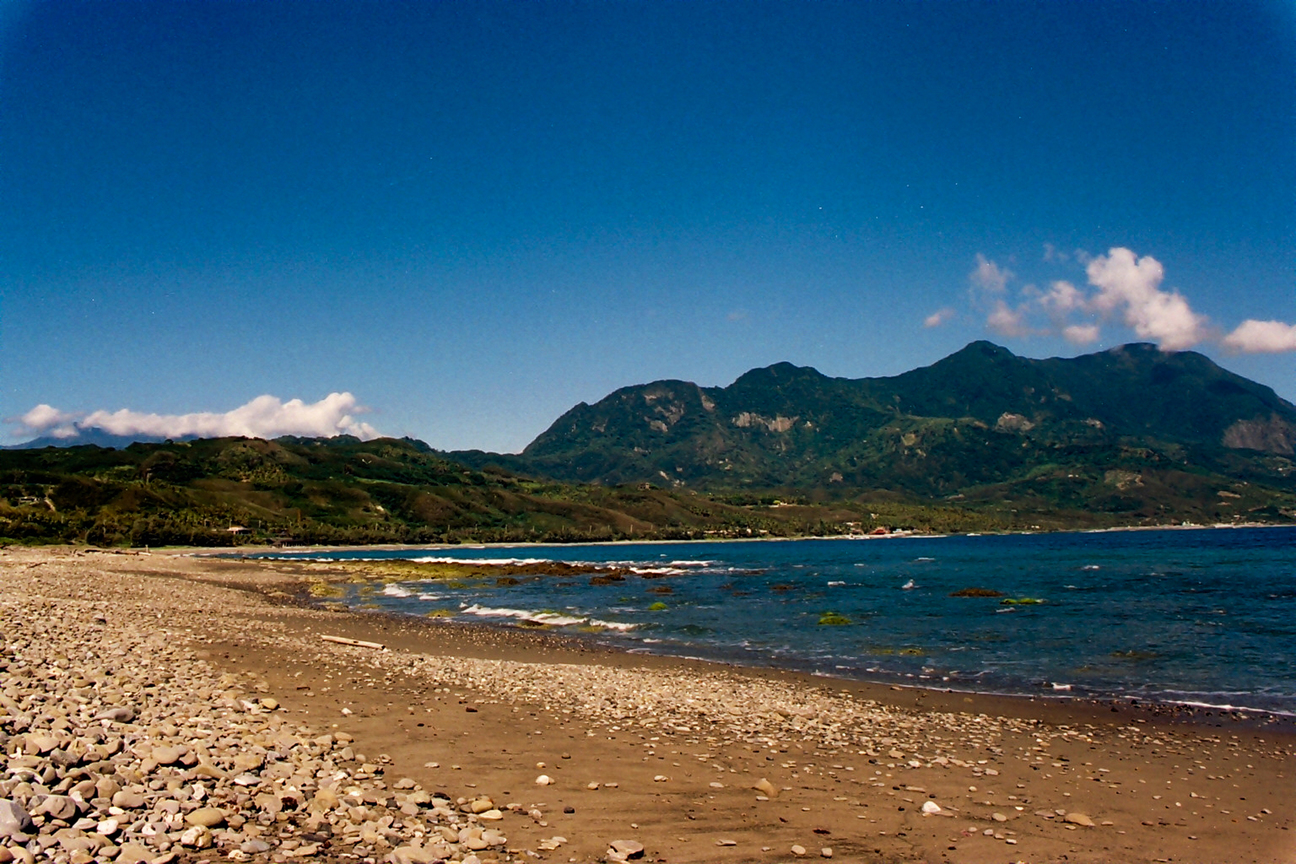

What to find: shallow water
left=246, top=526, right=1296, bottom=714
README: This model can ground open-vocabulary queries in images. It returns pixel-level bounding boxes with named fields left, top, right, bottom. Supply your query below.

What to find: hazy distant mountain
left=3, top=429, right=178, bottom=450
left=450, top=342, right=1296, bottom=513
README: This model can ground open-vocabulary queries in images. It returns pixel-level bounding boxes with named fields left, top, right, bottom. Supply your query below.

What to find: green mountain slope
left=450, top=342, right=1296, bottom=519
left=0, top=435, right=920, bottom=546
left=4, top=342, right=1293, bottom=547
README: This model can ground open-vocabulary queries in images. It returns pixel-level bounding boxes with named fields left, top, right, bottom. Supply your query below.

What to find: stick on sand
left=320, top=634, right=386, bottom=650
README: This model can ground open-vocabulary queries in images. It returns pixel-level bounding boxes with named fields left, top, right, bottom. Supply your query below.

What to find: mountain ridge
left=2, top=340, right=1294, bottom=546
left=448, top=342, right=1296, bottom=514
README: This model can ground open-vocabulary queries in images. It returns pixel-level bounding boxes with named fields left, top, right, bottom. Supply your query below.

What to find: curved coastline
left=221, top=526, right=1296, bottom=720
left=4, top=544, right=1294, bottom=863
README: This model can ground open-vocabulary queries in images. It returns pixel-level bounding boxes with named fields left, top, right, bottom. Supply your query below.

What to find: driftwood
left=319, top=634, right=386, bottom=650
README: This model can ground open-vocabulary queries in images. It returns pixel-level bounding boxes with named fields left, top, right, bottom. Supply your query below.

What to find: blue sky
left=2, top=0, right=1293, bottom=451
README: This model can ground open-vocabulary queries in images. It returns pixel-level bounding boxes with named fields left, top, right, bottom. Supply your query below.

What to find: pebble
left=4, top=548, right=1273, bottom=864
left=0, top=555, right=518, bottom=864
left=0, top=800, right=33, bottom=841
left=610, top=839, right=645, bottom=859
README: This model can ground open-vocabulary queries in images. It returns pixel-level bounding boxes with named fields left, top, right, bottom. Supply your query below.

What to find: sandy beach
left=1, top=546, right=1292, bottom=864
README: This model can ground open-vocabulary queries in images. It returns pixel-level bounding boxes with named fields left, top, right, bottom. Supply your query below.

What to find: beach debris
left=1064, top=812, right=1096, bottom=827
left=753, top=777, right=779, bottom=798
left=535, top=774, right=554, bottom=785
left=821, top=848, right=834, bottom=858
left=921, top=800, right=942, bottom=814
left=791, top=844, right=807, bottom=856
left=609, top=839, right=645, bottom=859
left=320, top=633, right=387, bottom=649
left=654, top=774, right=669, bottom=782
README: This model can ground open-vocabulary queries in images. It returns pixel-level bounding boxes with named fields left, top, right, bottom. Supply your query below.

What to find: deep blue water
left=244, top=527, right=1296, bottom=714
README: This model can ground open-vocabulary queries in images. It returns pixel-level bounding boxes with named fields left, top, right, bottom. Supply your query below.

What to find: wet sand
left=2, top=546, right=1293, bottom=863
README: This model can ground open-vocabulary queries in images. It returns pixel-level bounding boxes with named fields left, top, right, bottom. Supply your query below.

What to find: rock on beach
left=0, top=553, right=520, bottom=864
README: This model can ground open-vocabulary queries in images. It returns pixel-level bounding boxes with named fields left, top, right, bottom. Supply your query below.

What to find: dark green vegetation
left=453, top=342, right=1296, bottom=526
left=0, top=436, right=920, bottom=546
left=3, top=342, right=1293, bottom=546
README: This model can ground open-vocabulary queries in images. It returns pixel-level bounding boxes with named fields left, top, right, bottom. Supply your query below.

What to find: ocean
left=245, top=526, right=1296, bottom=715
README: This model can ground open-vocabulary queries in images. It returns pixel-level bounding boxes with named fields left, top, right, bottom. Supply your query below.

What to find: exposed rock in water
left=950, top=587, right=1004, bottom=598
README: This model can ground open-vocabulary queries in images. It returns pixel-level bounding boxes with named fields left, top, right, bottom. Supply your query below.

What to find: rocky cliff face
left=1223, top=414, right=1296, bottom=456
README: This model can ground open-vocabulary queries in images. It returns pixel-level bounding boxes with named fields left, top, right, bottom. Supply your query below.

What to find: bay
left=249, top=525, right=1296, bottom=714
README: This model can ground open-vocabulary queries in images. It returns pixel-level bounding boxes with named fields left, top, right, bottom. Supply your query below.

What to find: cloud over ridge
left=966, top=246, right=1296, bottom=355
left=14, top=393, right=380, bottom=442
left=1222, top=319, right=1296, bottom=354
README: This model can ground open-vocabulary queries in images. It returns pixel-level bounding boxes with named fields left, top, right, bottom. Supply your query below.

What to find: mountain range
left=449, top=341, right=1295, bottom=518
left=4, top=342, right=1293, bottom=545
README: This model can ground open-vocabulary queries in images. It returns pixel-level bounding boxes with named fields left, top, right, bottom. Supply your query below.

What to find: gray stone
left=150, top=746, right=187, bottom=766
left=184, top=807, right=225, bottom=828
left=35, top=796, right=78, bottom=820
left=93, top=708, right=135, bottom=723
left=115, top=842, right=153, bottom=864
left=0, top=799, right=34, bottom=841
left=111, top=790, right=146, bottom=809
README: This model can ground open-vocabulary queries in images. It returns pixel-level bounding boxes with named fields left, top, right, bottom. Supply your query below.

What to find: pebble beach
left=1, top=546, right=1292, bottom=864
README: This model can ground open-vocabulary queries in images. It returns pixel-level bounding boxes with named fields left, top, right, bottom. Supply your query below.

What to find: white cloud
left=1040, top=280, right=1086, bottom=313
left=923, top=307, right=955, bottom=328
left=954, top=245, right=1296, bottom=355
left=1221, top=319, right=1296, bottom=354
left=13, top=393, right=380, bottom=441
left=1062, top=324, right=1101, bottom=345
left=1085, top=247, right=1208, bottom=351
left=986, top=300, right=1031, bottom=338
left=970, top=253, right=1012, bottom=295
left=19, top=405, right=80, bottom=438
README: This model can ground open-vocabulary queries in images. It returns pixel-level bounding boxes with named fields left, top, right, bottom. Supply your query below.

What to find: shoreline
left=4, top=546, right=1293, bottom=863
left=207, top=529, right=1296, bottom=723
left=193, top=519, right=1295, bottom=556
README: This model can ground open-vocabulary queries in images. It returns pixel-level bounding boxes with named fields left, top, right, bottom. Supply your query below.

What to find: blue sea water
left=246, top=526, right=1296, bottom=715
